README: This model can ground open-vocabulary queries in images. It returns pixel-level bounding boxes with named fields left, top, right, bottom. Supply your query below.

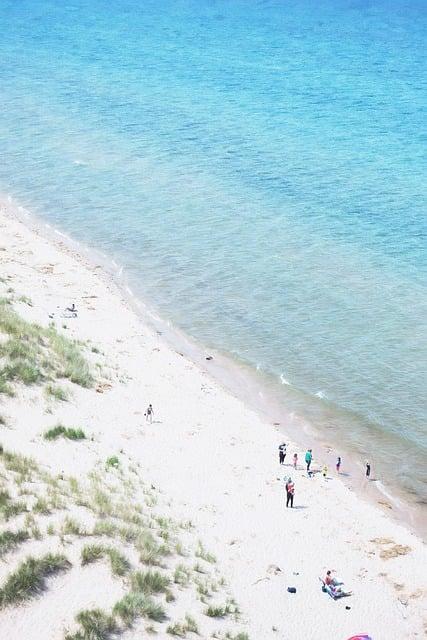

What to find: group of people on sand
left=321, top=570, right=353, bottom=598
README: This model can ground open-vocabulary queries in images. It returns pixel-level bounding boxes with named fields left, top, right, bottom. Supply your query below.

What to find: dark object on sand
left=287, top=587, right=296, bottom=593
left=206, top=355, right=213, bottom=360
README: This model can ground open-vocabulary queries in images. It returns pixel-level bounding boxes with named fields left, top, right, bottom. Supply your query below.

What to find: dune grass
left=1, top=449, right=37, bottom=480
left=113, top=592, right=166, bottom=626
left=167, top=613, right=199, bottom=636
left=131, top=569, right=170, bottom=595
left=65, top=608, right=116, bottom=640
left=0, top=489, right=27, bottom=520
left=0, top=300, right=93, bottom=395
left=44, top=424, right=86, bottom=441
left=137, top=530, right=170, bottom=566
left=45, top=384, right=69, bottom=402
left=0, top=553, right=70, bottom=608
left=81, top=544, right=130, bottom=577
left=0, top=529, right=29, bottom=556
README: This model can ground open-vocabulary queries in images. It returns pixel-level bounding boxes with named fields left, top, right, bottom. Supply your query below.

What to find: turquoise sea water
left=0, top=1, right=426, bottom=504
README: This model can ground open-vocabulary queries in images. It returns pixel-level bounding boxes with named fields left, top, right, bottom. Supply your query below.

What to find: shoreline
left=0, top=196, right=426, bottom=638
left=1, top=194, right=424, bottom=539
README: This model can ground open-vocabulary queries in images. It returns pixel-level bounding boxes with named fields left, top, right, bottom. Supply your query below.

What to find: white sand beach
left=0, top=202, right=426, bottom=639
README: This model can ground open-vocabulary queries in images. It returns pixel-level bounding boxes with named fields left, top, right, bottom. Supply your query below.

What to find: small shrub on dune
left=81, top=544, right=130, bottom=577
left=113, top=593, right=166, bottom=625
left=131, top=569, right=170, bottom=595
left=174, top=564, right=192, bottom=586
left=33, top=496, right=50, bottom=515
left=44, top=424, right=86, bottom=441
left=81, top=544, right=105, bottom=565
left=65, top=608, right=116, bottom=640
left=45, top=384, right=68, bottom=402
left=167, top=614, right=199, bottom=637
left=137, top=530, right=170, bottom=566
left=107, top=548, right=130, bottom=576
left=195, top=540, right=216, bottom=564
left=0, top=553, right=70, bottom=608
left=62, top=516, right=85, bottom=536
left=0, top=489, right=27, bottom=521
left=0, top=529, right=29, bottom=556
left=105, top=456, right=119, bottom=469
left=1, top=450, right=37, bottom=480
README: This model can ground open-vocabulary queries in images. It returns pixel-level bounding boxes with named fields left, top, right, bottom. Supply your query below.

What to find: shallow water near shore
left=0, top=1, right=426, bottom=520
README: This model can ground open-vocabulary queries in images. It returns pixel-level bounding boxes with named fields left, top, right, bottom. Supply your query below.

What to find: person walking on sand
left=279, top=443, right=287, bottom=465
left=336, top=456, right=341, bottom=473
left=366, top=461, right=371, bottom=478
left=285, top=477, right=295, bottom=508
left=322, top=464, right=328, bottom=478
left=145, top=404, right=154, bottom=424
left=293, top=452, right=298, bottom=469
left=305, top=449, right=312, bottom=473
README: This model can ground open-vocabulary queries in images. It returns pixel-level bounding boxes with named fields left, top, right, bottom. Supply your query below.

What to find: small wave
left=315, top=390, right=327, bottom=399
left=280, top=374, right=290, bottom=385
left=125, top=286, right=134, bottom=297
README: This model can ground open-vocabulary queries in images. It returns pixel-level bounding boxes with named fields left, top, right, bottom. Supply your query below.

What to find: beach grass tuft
left=131, top=569, right=170, bottom=595
left=0, top=529, right=29, bottom=555
left=0, top=489, right=27, bottom=520
left=65, top=608, right=116, bottom=640
left=81, top=544, right=130, bottom=576
left=0, top=553, right=70, bottom=608
left=44, top=424, right=86, bottom=441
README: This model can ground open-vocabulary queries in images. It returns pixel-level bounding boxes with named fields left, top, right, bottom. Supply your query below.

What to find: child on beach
left=293, top=453, right=298, bottom=469
left=336, top=456, right=341, bottom=473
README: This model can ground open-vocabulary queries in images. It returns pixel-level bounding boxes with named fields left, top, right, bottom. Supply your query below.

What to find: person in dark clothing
left=285, top=477, right=295, bottom=508
left=279, top=443, right=286, bottom=464
left=366, top=461, right=371, bottom=478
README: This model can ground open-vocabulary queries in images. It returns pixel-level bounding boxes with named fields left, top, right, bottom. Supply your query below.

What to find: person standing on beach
left=366, top=461, right=371, bottom=478
left=145, top=404, right=154, bottom=424
left=279, top=443, right=287, bottom=464
left=305, top=449, right=312, bottom=473
left=293, top=452, right=298, bottom=469
left=336, top=456, right=341, bottom=473
left=285, top=477, right=295, bottom=508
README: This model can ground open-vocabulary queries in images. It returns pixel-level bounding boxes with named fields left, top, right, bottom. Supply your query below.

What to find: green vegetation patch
left=44, top=424, right=86, bottom=441
left=0, top=489, right=27, bottom=521
left=81, top=544, right=130, bottom=577
left=65, top=608, right=117, bottom=640
left=0, top=553, right=70, bottom=608
left=0, top=529, right=29, bottom=556
left=0, top=300, right=93, bottom=395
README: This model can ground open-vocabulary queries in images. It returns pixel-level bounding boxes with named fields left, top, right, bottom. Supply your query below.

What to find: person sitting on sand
left=63, top=302, right=77, bottom=318
left=285, top=477, right=295, bottom=508
left=324, top=570, right=343, bottom=587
